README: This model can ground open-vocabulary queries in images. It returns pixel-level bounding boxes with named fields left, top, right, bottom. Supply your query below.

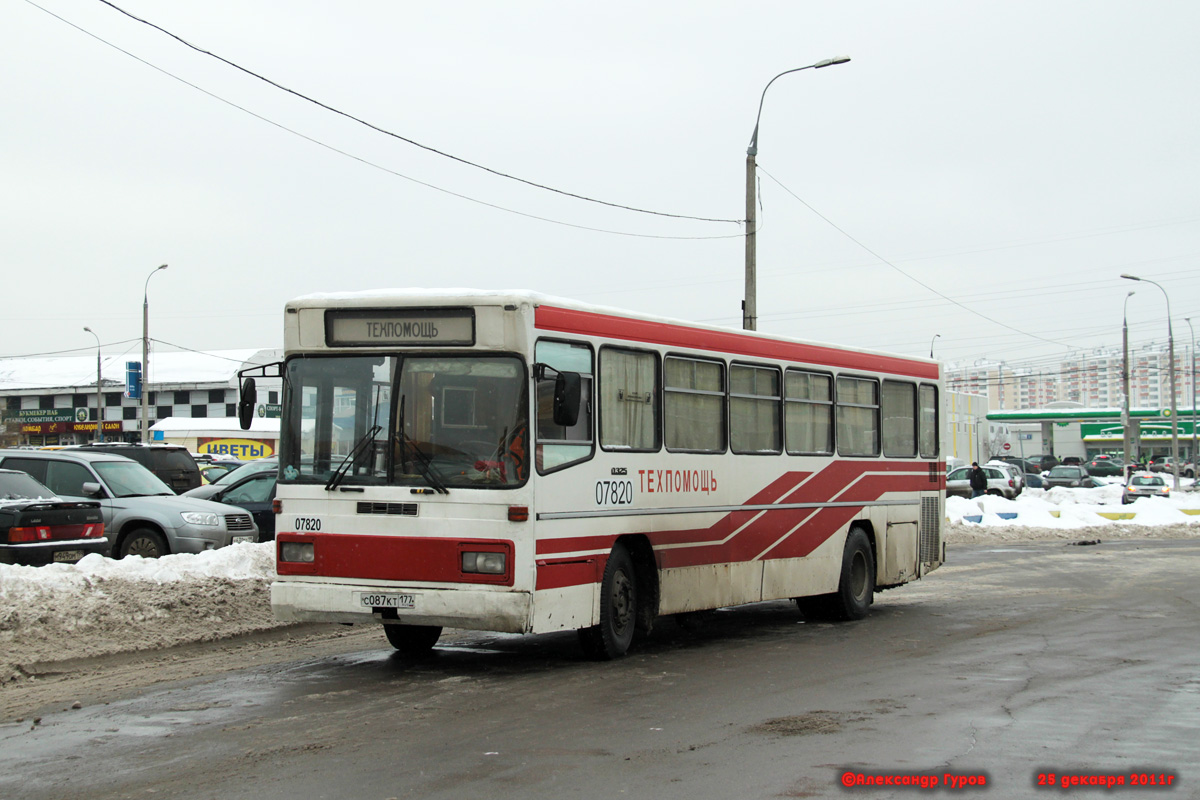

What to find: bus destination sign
left=325, top=308, right=475, bottom=347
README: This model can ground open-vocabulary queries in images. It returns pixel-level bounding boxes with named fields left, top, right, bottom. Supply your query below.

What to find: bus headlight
left=462, top=551, right=506, bottom=575
left=280, top=542, right=315, bottom=563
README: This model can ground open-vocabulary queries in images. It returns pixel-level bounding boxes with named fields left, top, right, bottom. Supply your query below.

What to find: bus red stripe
left=535, top=305, right=939, bottom=380
left=533, top=462, right=936, bottom=579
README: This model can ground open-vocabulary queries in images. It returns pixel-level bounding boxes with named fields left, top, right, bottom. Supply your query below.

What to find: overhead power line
left=94, top=0, right=741, bottom=226
left=23, top=0, right=738, bottom=241
left=757, top=166, right=1072, bottom=351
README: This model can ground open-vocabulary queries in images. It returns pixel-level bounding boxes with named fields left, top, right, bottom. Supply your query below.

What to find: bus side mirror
left=553, top=372, right=581, bottom=428
left=238, top=378, right=257, bottom=431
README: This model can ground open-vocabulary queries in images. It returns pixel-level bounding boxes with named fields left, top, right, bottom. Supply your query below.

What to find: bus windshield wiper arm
left=325, top=424, right=382, bottom=491
left=397, top=394, right=449, bottom=494
left=398, top=430, right=450, bottom=494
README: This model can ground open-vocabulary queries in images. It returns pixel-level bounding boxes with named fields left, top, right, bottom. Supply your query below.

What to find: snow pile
left=946, top=486, right=1200, bottom=529
left=0, top=543, right=280, bottom=685
left=1, top=489, right=1198, bottom=687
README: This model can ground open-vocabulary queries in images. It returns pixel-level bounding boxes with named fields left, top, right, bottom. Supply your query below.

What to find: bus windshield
left=279, top=354, right=529, bottom=490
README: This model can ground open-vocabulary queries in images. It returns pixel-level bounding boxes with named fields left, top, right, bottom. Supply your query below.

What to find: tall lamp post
left=1187, top=317, right=1197, bottom=475
left=744, top=56, right=850, bottom=331
left=1122, top=291, right=1135, bottom=473
left=930, top=334, right=941, bottom=359
left=141, top=264, right=169, bottom=444
left=1121, top=274, right=1179, bottom=489
left=83, top=326, right=104, bottom=443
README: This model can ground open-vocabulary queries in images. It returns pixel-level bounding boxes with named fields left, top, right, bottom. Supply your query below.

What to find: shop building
left=0, top=349, right=282, bottom=447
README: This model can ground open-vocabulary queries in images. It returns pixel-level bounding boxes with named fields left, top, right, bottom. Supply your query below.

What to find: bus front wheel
left=384, top=624, right=442, bottom=658
left=579, top=543, right=638, bottom=660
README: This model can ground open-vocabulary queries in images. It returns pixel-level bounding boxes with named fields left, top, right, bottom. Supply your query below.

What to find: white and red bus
left=241, top=290, right=944, bottom=659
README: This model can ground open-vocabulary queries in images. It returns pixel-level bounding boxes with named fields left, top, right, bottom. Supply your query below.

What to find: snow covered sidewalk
left=2, top=489, right=1198, bottom=688
left=0, top=543, right=281, bottom=684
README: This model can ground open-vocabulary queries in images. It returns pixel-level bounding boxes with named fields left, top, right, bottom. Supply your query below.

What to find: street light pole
left=744, top=56, right=850, bottom=331
left=1121, top=274, right=1179, bottom=489
left=83, top=326, right=103, bottom=443
left=1122, top=291, right=1135, bottom=473
left=141, top=264, right=168, bottom=444
left=930, top=334, right=941, bottom=359
left=1186, top=317, right=1197, bottom=476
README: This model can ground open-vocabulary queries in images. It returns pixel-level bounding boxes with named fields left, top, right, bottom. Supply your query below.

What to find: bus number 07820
left=595, top=480, right=634, bottom=506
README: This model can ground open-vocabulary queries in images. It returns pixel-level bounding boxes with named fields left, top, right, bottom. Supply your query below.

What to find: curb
left=956, top=507, right=1200, bottom=524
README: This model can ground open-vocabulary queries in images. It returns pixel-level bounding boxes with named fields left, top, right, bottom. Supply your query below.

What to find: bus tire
left=578, top=543, right=637, bottom=660
left=830, top=527, right=875, bottom=620
left=118, top=528, right=168, bottom=559
left=384, top=624, right=442, bottom=658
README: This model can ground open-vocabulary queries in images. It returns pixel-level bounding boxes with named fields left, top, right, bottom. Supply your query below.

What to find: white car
left=985, top=460, right=1025, bottom=494
left=1122, top=473, right=1169, bottom=504
left=947, top=465, right=1019, bottom=499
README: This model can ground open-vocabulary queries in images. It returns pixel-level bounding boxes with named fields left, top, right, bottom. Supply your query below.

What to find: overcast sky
left=4, top=0, right=1198, bottom=374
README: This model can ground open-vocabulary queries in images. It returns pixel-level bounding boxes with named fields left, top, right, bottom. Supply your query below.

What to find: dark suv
left=73, top=443, right=201, bottom=493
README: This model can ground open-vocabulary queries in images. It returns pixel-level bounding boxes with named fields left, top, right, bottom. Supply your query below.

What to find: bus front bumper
left=270, top=579, right=532, bottom=634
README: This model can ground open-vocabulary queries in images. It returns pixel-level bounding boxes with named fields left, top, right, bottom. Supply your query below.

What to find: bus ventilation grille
left=356, top=502, right=419, bottom=517
left=919, top=496, right=941, bottom=563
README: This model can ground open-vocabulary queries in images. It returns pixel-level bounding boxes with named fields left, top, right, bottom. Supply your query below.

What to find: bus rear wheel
left=579, top=543, right=637, bottom=660
left=796, top=527, right=875, bottom=621
left=384, top=624, right=442, bottom=658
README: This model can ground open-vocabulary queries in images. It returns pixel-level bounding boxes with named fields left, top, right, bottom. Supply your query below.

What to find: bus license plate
left=358, top=592, right=416, bottom=610
left=52, top=550, right=84, bottom=563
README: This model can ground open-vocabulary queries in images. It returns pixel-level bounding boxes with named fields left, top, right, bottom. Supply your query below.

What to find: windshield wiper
left=325, top=424, right=382, bottom=491
left=397, top=395, right=449, bottom=494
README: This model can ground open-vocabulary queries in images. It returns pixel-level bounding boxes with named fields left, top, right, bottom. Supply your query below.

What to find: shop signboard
left=198, top=438, right=275, bottom=460
left=3, top=409, right=78, bottom=423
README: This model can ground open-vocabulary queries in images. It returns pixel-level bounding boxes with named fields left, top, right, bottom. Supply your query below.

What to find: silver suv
left=0, top=449, right=258, bottom=558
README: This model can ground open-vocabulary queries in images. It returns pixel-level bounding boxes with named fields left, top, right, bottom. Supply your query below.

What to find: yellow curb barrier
left=1096, top=512, right=1136, bottom=520
left=1182, top=509, right=1200, bottom=516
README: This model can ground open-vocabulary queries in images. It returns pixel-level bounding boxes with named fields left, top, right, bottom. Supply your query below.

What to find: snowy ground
left=2, top=485, right=1198, bottom=688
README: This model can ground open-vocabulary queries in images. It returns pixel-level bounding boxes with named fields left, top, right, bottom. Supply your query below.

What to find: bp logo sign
left=75, top=408, right=88, bottom=422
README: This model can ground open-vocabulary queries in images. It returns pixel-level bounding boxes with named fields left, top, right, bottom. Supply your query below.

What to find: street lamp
left=141, top=264, right=168, bottom=444
left=1186, top=317, right=1197, bottom=476
left=930, top=334, right=941, bottom=359
left=1122, top=290, right=1135, bottom=472
left=743, top=56, right=850, bottom=331
left=83, top=326, right=103, bottom=443
left=1121, top=274, right=1179, bottom=489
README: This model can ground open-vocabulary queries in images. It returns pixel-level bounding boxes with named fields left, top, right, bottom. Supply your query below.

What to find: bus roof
left=285, top=288, right=939, bottom=379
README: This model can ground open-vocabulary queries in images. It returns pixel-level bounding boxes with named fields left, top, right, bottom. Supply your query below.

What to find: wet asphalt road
left=2, top=539, right=1198, bottom=800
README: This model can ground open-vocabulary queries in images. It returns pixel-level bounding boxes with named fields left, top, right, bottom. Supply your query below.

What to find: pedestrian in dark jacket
left=968, top=462, right=988, bottom=498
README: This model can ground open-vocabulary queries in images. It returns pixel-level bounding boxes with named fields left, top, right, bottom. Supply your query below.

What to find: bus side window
left=918, top=384, right=939, bottom=459
left=730, top=363, right=782, bottom=455
left=785, top=370, right=833, bottom=455
left=836, top=376, right=880, bottom=457
left=599, top=347, right=659, bottom=451
left=535, top=340, right=594, bottom=473
left=664, top=356, right=726, bottom=453
left=882, top=380, right=917, bottom=458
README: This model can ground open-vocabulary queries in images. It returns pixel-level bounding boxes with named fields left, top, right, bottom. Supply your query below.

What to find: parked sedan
left=1085, top=455, right=1124, bottom=477
left=0, top=449, right=258, bottom=559
left=0, top=469, right=107, bottom=565
left=1123, top=473, right=1170, bottom=504
left=946, top=466, right=1019, bottom=499
left=1042, top=465, right=1092, bottom=488
left=185, top=469, right=277, bottom=541
left=1148, top=457, right=1194, bottom=478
